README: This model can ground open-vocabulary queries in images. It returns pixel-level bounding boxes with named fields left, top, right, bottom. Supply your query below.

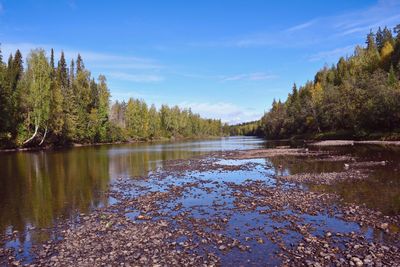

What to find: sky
left=1, top=0, right=400, bottom=124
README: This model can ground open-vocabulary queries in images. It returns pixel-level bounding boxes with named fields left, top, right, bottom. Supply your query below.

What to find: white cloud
left=179, top=101, right=262, bottom=124
left=108, top=72, right=164, bottom=83
left=221, top=72, right=277, bottom=82
left=285, top=19, right=317, bottom=32
left=0, top=42, right=162, bottom=71
left=308, top=45, right=356, bottom=62
left=110, top=89, right=145, bottom=101
left=1, top=42, right=164, bottom=85
left=336, top=14, right=400, bottom=37
left=189, top=0, right=400, bottom=49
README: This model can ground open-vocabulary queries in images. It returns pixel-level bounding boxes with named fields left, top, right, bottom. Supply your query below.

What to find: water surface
left=0, top=136, right=264, bottom=237
left=1, top=137, right=400, bottom=264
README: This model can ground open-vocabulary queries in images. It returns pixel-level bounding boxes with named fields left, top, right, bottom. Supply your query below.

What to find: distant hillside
left=251, top=24, right=400, bottom=140
left=229, top=120, right=262, bottom=136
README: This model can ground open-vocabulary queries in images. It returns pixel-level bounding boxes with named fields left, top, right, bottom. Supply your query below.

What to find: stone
left=379, top=223, right=389, bottom=230
left=218, top=245, right=227, bottom=251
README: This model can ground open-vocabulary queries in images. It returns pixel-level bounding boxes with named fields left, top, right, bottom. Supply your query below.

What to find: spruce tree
left=49, top=49, right=64, bottom=140
left=76, top=54, right=84, bottom=73
left=376, top=27, right=384, bottom=51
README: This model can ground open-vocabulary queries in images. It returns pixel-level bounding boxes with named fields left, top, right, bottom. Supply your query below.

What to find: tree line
left=233, top=24, right=400, bottom=140
left=0, top=48, right=226, bottom=148
left=228, top=121, right=262, bottom=136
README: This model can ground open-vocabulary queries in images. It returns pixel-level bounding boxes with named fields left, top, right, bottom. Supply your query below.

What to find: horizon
left=1, top=0, right=400, bottom=124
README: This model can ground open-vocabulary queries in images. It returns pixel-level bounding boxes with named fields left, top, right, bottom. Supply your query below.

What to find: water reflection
left=0, top=137, right=264, bottom=238
left=1, top=137, right=400, bottom=262
left=264, top=143, right=400, bottom=216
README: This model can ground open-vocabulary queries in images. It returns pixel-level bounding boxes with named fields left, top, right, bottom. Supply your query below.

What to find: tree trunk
left=39, top=127, right=48, bottom=145
left=23, top=124, right=39, bottom=144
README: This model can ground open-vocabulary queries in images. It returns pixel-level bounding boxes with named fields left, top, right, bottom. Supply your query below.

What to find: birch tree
left=24, top=49, right=51, bottom=144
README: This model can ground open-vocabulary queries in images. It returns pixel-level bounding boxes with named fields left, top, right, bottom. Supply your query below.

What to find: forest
left=228, top=121, right=262, bottom=136
left=0, top=48, right=227, bottom=149
left=232, top=24, right=400, bottom=140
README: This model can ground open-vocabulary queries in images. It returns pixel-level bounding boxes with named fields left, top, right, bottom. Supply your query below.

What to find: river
left=1, top=136, right=399, bottom=265
left=0, top=137, right=264, bottom=259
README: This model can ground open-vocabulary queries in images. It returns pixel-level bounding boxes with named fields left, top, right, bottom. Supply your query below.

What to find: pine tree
left=58, top=52, right=69, bottom=90
left=365, top=31, right=381, bottom=72
left=74, top=55, right=91, bottom=141
left=69, top=59, right=75, bottom=87
left=89, top=78, right=99, bottom=110
left=382, top=26, right=394, bottom=46
left=50, top=49, right=55, bottom=75
left=394, top=24, right=400, bottom=40
left=96, top=75, right=110, bottom=141
left=76, top=54, right=84, bottom=73
left=10, top=50, right=23, bottom=92
left=0, top=46, right=9, bottom=141
left=49, top=49, right=64, bottom=140
left=376, top=27, right=384, bottom=51
left=6, top=50, right=24, bottom=141
left=125, top=98, right=141, bottom=139
left=148, top=104, right=161, bottom=139
left=62, top=57, right=78, bottom=141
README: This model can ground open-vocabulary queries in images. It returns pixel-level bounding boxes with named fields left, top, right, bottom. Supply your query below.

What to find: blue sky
left=1, top=0, right=400, bottom=124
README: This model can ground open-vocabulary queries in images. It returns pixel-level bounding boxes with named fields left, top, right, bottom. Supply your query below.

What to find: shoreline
left=308, top=140, right=400, bottom=147
left=2, top=138, right=400, bottom=154
left=0, top=135, right=225, bottom=153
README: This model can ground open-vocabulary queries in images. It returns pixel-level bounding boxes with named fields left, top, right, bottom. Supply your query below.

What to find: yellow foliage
left=380, top=41, right=394, bottom=62
left=311, top=82, right=323, bottom=104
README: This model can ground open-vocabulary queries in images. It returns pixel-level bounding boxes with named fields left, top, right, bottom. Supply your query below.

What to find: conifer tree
left=49, top=49, right=64, bottom=141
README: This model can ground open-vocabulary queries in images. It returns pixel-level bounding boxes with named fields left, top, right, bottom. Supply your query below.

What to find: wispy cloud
left=221, top=72, right=277, bottom=82
left=1, top=42, right=164, bottom=84
left=1, top=42, right=162, bottom=71
left=179, top=101, right=262, bottom=124
left=308, top=45, right=356, bottom=62
left=335, top=14, right=400, bottom=37
left=0, top=2, right=4, bottom=14
left=285, top=19, right=317, bottom=32
left=108, top=72, right=164, bottom=83
left=190, top=0, right=400, bottom=49
left=188, top=34, right=278, bottom=48
left=170, top=70, right=277, bottom=82
left=110, top=89, right=146, bottom=101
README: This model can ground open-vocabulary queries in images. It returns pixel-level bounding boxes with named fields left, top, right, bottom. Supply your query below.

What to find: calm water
left=1, top=137, right=400, bottom=263
left=0, top=137, right=264, bottom=237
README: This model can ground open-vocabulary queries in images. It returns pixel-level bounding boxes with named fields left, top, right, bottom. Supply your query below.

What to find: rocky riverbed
left=1, top=147, right=400, bottom=266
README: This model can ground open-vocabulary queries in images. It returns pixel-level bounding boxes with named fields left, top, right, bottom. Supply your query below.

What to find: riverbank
left=1, top=145, right=399, bottom=266
left=309, top=140, right=400, bottom=147
left=0, top=135, right=224, bottom=153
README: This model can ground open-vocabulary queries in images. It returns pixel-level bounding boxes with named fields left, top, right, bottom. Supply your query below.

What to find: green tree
left=125, top=98, right=141, bottom=139
left=148, top=104, right=161, bottom=139
left=49, top=49, right=64, bottom=141
left=96, top=75, right=110, bottom=141
left=23, top=49, right=52, bottom=145
left=73, top=55, right=91, bottom=141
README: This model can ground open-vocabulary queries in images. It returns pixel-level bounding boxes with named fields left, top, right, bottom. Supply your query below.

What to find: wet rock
left=379, top=223, right=388, bottom=230
left=325, top=232, right=332, bottom=238
left=3, top=148, right=399, bottom=267
left=218, top=245, right=227, bottom=251
left=351, top=257, right=363, bottom=266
